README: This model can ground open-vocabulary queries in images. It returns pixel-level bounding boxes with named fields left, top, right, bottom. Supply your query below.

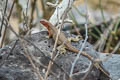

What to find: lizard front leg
left=68, top=35, right=82, bottom=42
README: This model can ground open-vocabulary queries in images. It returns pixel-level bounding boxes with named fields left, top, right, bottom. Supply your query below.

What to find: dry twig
left=20, top=39, right=44, bottom=80
left=29, top=0, right=36, bottom=29
left=0, top=0, right=16, bottom=48
left=70, top=0, right=88, bottom=78
left=45, top=0, right=72, bottom=79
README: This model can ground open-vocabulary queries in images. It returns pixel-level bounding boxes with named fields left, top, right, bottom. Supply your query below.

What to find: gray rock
left=0, top=31, right=113, bottom=80
left=100, top=54, right=120, bottom=80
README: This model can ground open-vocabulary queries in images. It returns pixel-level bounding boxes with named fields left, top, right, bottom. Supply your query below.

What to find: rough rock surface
left=0, top=31, right=113, bottom=80
left=100, top=54, right=120, bottom=80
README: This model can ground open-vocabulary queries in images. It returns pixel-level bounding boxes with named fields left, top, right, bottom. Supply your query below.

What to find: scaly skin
left=40, top=19, right=79, bottom=53
left=40, top=19, right=110, bottom=79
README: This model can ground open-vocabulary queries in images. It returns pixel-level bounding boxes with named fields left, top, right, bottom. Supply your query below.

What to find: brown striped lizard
left=40, top=19, right=111, bottom=79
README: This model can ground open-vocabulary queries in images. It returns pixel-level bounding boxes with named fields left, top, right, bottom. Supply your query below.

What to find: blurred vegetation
left=71, top=0, right=120, bottom=53
left=0, top=0, right=119, bottom=54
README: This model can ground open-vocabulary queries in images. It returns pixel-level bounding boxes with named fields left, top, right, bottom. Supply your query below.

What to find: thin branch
left=0, top=0, right=8, bottom=37
left=72, top=23, right=81, bottom=35
left=20, top=39, right=44, bottom=80
left=26, top=0, right=30, bottom=16
left=49, top=0, right=74, bottom=25
left=99, top=0, right=105, bottom=22
left=82, top=62, right=93, bottom=80
left=111, top=41, right=120, bottom=54
left=70, top=0, right=88, bottom=77
left=0, top=39, right=18, bottom=67
left=45, top=0, right=72, bottom=79
left=29, top=0, right=36, bottom=29
left=21, top=0, right=30, bottom=35
left=0, top=0, right=16, bottom=48
left=97, top=19, right=115, bottom=51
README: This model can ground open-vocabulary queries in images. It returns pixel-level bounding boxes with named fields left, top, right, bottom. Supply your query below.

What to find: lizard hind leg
left=57, top=35, right=82, bottom=54
left=57, top=44, right=67, bottom=54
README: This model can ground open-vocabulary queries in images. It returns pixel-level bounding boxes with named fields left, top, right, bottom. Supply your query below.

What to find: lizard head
left=40, top=19, right=52, bottom=36
left=40, top=19, right=49, bottom=29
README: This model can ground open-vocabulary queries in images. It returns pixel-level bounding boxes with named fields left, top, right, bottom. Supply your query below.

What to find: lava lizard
left=40, top=19, right=111, bottom=79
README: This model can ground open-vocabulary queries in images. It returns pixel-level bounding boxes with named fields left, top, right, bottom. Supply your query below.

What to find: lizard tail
left=65, top=42, right=80, bottom=53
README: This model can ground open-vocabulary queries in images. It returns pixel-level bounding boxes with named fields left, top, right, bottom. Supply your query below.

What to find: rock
left=100, top=54, right=120, bottom=80
left=0, top=31, right=111, bottom=80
